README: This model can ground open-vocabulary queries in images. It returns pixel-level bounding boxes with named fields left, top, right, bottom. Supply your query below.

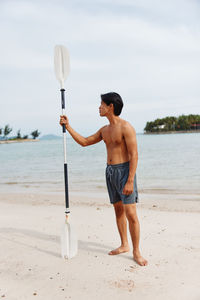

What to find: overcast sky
left=0, top=0, right=200, bottom=136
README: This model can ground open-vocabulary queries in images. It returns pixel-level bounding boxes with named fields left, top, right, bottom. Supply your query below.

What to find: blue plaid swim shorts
left=105, top=161, right=139, bottom=205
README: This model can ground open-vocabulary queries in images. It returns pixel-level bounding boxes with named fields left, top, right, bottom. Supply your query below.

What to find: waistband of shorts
left=106, top=161, right=129, bottom=168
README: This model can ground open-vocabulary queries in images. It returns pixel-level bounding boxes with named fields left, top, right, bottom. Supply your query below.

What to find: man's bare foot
left=108, top=245, right=130, bottom=255
left=133, top=250, right=148, bottom=266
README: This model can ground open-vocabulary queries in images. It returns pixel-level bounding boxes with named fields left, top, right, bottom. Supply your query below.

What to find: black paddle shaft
left=60, top=88, right=69, bottom=214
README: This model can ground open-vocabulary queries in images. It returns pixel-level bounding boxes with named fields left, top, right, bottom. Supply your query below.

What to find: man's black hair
left=101, top=92, right=123, bottom=116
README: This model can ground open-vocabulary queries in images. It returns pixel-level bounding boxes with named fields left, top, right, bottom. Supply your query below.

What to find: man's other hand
left=122, top=181, right=134, bottom=195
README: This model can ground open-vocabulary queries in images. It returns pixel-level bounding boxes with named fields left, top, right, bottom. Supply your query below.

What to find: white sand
left=0, top=192, right=200, bottom=300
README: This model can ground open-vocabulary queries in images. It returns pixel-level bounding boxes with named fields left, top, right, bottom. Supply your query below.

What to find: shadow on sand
left=0, top=227, right=133, bottom=261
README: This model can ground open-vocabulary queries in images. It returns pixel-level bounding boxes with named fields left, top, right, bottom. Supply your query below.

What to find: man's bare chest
left=102, top=127, right=124, bottom=145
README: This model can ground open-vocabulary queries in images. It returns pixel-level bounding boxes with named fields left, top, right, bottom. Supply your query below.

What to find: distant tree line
left=144, top=114, right=200, bottom=133
left=0, top=124, right=41, bottom=140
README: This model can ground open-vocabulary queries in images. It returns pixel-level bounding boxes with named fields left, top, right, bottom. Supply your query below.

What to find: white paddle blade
left=61, top=221, right=78, bottom=259
left=54, top=45, right=70, bottom=88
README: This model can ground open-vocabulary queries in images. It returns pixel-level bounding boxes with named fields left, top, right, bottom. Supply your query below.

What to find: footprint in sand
left=109, top=279, right=134, bottom=292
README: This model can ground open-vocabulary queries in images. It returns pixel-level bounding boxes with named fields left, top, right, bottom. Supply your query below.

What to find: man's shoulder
left=121, top=119, right=136, bottom=133
left=100, top=125, right=108, bottom=131
left=99, top=125, right=108, bottom=134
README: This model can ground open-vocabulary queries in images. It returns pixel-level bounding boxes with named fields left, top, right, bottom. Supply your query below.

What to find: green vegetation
left=0, top=124, right=41, bottom=141
left=31, top=130, right=41, bottom=140
left=144, top=114, right=200, bottom=133
left=3, top=124, right=12, bottom=139
left=17, top=129, right=21, bottom=139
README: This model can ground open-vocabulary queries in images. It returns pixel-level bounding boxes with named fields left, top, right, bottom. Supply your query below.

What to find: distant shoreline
left=0, top=139, right=39, bottom=144
left=144, top=129, right=200, bottom=135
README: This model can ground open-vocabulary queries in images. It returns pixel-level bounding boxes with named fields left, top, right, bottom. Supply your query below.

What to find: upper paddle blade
left=54, top=45, right=70, bottom=88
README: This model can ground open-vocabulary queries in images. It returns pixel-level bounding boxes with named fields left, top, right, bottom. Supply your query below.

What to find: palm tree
left=31, top=130, right=41, bottom=139
left=17, top=129, right=21, bottom=139
left=4, top=124, right=12, bottom=140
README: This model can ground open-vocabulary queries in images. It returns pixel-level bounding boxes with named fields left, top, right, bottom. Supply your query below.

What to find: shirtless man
left=60, top=92, right=148, bottom=266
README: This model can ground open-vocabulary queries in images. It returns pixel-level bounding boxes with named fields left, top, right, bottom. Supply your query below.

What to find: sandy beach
left=0, top=192, right=199, bottom=300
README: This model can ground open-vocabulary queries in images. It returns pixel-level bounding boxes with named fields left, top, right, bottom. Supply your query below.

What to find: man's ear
left=109, top=103, right=114, bottom=110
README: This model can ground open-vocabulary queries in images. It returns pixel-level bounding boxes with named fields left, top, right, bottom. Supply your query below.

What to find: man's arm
left=60, top=115, right=102, bottom=146
left=122, top=122, right=138, bottom=195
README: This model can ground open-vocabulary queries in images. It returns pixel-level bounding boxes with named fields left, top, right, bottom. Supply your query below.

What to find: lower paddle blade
left=61, top=220, right=78, bottom=259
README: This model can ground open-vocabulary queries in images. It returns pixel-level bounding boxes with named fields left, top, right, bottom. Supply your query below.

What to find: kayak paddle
left=54, top=45, right=78, bottom=259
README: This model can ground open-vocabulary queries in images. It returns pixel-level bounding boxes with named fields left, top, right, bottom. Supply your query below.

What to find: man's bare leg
left=124, top=203, right=148, bottom=266
left=109, top=201, right=130, bottom=255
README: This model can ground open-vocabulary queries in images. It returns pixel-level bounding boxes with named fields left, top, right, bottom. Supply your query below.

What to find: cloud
left=0, top=0, right=199, bottom=134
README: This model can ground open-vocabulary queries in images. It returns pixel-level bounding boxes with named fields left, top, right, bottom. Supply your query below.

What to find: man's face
left=99, top=101, right=111, bottom=117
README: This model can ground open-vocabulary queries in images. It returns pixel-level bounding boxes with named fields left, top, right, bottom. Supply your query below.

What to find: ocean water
left=0, top=133, right=200, bottom=199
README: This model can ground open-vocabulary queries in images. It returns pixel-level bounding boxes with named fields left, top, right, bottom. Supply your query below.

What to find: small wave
left=3, top=181, right=60, bottom=185
left=139, top=188, right=197, bottom=195
left=96, top=185, right=106, bottom=190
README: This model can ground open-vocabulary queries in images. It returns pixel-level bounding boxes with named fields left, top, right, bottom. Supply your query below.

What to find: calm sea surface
left=0, top=133, right=200, bottom=199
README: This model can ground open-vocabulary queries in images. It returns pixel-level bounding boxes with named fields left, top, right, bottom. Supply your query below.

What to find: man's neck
left=106, top=114, right=120, bottom=125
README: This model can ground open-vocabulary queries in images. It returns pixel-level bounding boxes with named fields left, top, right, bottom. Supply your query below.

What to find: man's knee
left=124, top=204, right=138, bottom=222
left=113, top=201, right=125, bottom=218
